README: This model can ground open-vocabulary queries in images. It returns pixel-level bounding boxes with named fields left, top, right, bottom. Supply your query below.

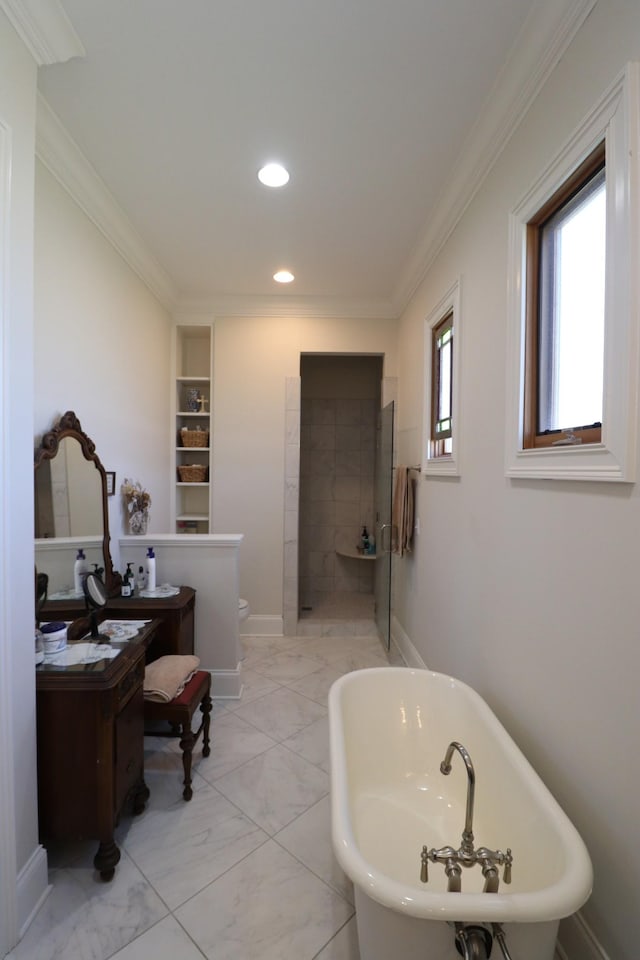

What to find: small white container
left=41, top=621, right=67, bottom=656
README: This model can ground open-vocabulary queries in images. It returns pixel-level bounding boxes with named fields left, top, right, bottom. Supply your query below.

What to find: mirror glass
left=83, top=571, right=108, bottom=639
left=35, top=437, right=103, bottom=538
left=34, top=412, right=120, bottom=597
left=83, top=571, right=108, bottom=609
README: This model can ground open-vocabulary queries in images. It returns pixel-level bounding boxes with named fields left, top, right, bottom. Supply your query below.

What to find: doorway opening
left=298, top=354, right=383, bottom=623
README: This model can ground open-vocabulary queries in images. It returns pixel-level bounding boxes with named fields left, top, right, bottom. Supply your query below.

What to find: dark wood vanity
left=34, top=412, right=197, bottom=880
left=35, top=620, right=160, bottom=880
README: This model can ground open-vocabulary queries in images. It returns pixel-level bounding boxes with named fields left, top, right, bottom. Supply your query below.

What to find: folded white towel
left=143, top=654, right=200, bottom=702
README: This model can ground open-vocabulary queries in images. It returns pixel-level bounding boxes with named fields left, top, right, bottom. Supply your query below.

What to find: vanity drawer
left=116, top=656, right=144, bottom=710
left=114, top=684, right=144, bottom=814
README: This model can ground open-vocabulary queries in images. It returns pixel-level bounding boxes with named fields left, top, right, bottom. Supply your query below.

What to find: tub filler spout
left=441, top=740, right=476, bottom=855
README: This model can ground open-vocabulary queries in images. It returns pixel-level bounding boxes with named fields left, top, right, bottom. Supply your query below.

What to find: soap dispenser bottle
left=74, top=549, right=88, bottom=595
left=361, top=526, right=369, bottom=552
left=121, top=562, right=134, bottom=597
left=145, top=547, right=156, bottom=593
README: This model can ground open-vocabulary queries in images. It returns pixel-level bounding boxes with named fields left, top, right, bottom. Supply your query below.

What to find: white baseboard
left=209, top=666, right=242, bottom=699
left=390, top=615, right=427, bottom=668
left=557, top=912, right=610, bottom=960
left=17, top=844, right=50, bottom=939
left=242, top=614, right=284, bottom=637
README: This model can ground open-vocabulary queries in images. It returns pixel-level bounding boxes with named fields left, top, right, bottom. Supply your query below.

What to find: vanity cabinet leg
left=179, top=726, right=195, bottom=801
left=132, top=777, right=150, bottom=815
left=94, top=838, right=121, bottom=881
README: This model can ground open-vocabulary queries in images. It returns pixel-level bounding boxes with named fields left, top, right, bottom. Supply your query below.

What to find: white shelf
left=176, top=447, right=210, bottom=453
left=177, top=513, right=209, bottom=521
left=177, top=411, right=210, bottom=417
left=176, top=376, right=210, bottom=382
left=336, top=548, right=376, bottom=561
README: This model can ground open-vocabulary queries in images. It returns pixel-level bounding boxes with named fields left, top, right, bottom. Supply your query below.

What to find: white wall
left=210, top=314, right=397, bottom=619
left=393, top=2, right=640, bottom=957
left=0, top=10, right=45, bottom=953
left=34, top=161, right=173, bottom=566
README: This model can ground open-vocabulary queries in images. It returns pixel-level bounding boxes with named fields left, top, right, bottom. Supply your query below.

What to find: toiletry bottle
left=361, top=526, right=369, bottom=552
left=74, top=549, right=88, bottom=595
left=367, top=533, right=376, bottom=555
left=121, top=562, right=134, bottom=597
left=136, top=565, right=146, bottom=593
left=146, top=547, right=156, bottom=592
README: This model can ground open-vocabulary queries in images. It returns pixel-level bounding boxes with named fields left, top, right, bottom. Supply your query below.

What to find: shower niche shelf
left=336, top=548, right=376, bottom=561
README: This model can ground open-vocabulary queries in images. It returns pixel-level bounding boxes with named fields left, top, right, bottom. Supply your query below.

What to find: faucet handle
left=420, top=845, right=429, bottom=883
left=503, top=848, right=513, bottom=884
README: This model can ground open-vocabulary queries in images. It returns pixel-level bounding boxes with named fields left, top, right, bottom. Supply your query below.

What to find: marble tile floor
left=10, top=630, right=403, bottom=960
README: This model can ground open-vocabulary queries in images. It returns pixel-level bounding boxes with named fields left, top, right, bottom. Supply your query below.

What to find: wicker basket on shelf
left=180, top=427, right=209, bottom=448
left=177, top=464, right=208, bottom=483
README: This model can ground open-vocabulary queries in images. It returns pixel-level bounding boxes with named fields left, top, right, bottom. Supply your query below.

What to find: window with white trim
left=505, top=64, right=640, bottom=482
left=524, top=142, right=605, bottom=449
left=424, top=280, right=460, bottom=476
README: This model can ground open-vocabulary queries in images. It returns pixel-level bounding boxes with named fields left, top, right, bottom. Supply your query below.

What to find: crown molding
left=36, top=94, right=179, bottom=310
left=0, top=0, right=84, bottom=65
left=174, top=295, right=399, bottom=321
left=393, top=0, right=599, bottom=312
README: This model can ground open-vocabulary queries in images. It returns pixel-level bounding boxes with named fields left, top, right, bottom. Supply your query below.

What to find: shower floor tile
left=299, top=590, right=375, bottom=621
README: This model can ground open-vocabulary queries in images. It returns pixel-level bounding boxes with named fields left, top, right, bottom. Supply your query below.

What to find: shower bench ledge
left=336, top=549, right=376, bottom=561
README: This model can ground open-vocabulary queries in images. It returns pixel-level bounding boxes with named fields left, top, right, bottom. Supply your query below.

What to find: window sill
left=506, top=443, right=633, bottom=483
left=423, top=455, right=460, bottom=478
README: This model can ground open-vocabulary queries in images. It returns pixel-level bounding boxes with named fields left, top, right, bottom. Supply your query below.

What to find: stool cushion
left=172, top=670, right=210, bottom=707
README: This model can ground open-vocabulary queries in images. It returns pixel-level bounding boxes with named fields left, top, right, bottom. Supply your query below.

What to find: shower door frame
left=374, top=400, right=395, bottom=650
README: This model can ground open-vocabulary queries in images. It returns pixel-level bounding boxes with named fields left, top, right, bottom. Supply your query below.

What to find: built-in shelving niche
left=172, top=323, right=213, bottom=533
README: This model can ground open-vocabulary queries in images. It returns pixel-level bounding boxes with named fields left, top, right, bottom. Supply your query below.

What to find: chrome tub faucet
left=420, top=741, right=513, bottom=893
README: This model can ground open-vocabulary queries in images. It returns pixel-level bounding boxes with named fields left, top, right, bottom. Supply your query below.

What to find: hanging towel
left=392, top=466, right=415, bottom=557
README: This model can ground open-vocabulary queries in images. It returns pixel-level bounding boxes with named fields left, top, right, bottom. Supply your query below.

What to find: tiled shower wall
left=299, top=397, right=376, bottom=608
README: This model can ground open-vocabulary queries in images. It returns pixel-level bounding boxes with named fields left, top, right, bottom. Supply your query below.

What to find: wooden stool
left=144, top=669, right=212, bottom=800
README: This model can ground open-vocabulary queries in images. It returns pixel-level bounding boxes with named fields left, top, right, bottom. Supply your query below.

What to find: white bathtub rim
left=329, top=667, right=593, bottom=923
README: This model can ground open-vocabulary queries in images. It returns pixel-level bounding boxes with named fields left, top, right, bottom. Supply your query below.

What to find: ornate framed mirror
left=34, top=411, right=121, bottom=596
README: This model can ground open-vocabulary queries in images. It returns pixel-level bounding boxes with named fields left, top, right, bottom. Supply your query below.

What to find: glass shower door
left=374, top=401, right=394, bottom=650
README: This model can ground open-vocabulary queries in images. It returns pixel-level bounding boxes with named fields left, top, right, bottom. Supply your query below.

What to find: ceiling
left=36, top=0, right=541, bottom=313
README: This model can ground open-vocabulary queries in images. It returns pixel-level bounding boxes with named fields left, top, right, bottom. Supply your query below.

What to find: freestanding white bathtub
left=329, top=668, right=592, bottom=960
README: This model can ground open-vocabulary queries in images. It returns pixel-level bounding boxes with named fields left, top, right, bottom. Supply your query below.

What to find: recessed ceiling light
left=258, top=163, right=290, bottom=187
left=274, top=270, right=295, bottom=283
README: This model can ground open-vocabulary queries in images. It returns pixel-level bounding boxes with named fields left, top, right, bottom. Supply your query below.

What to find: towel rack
left=393, top=465, right=422, bottom=473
